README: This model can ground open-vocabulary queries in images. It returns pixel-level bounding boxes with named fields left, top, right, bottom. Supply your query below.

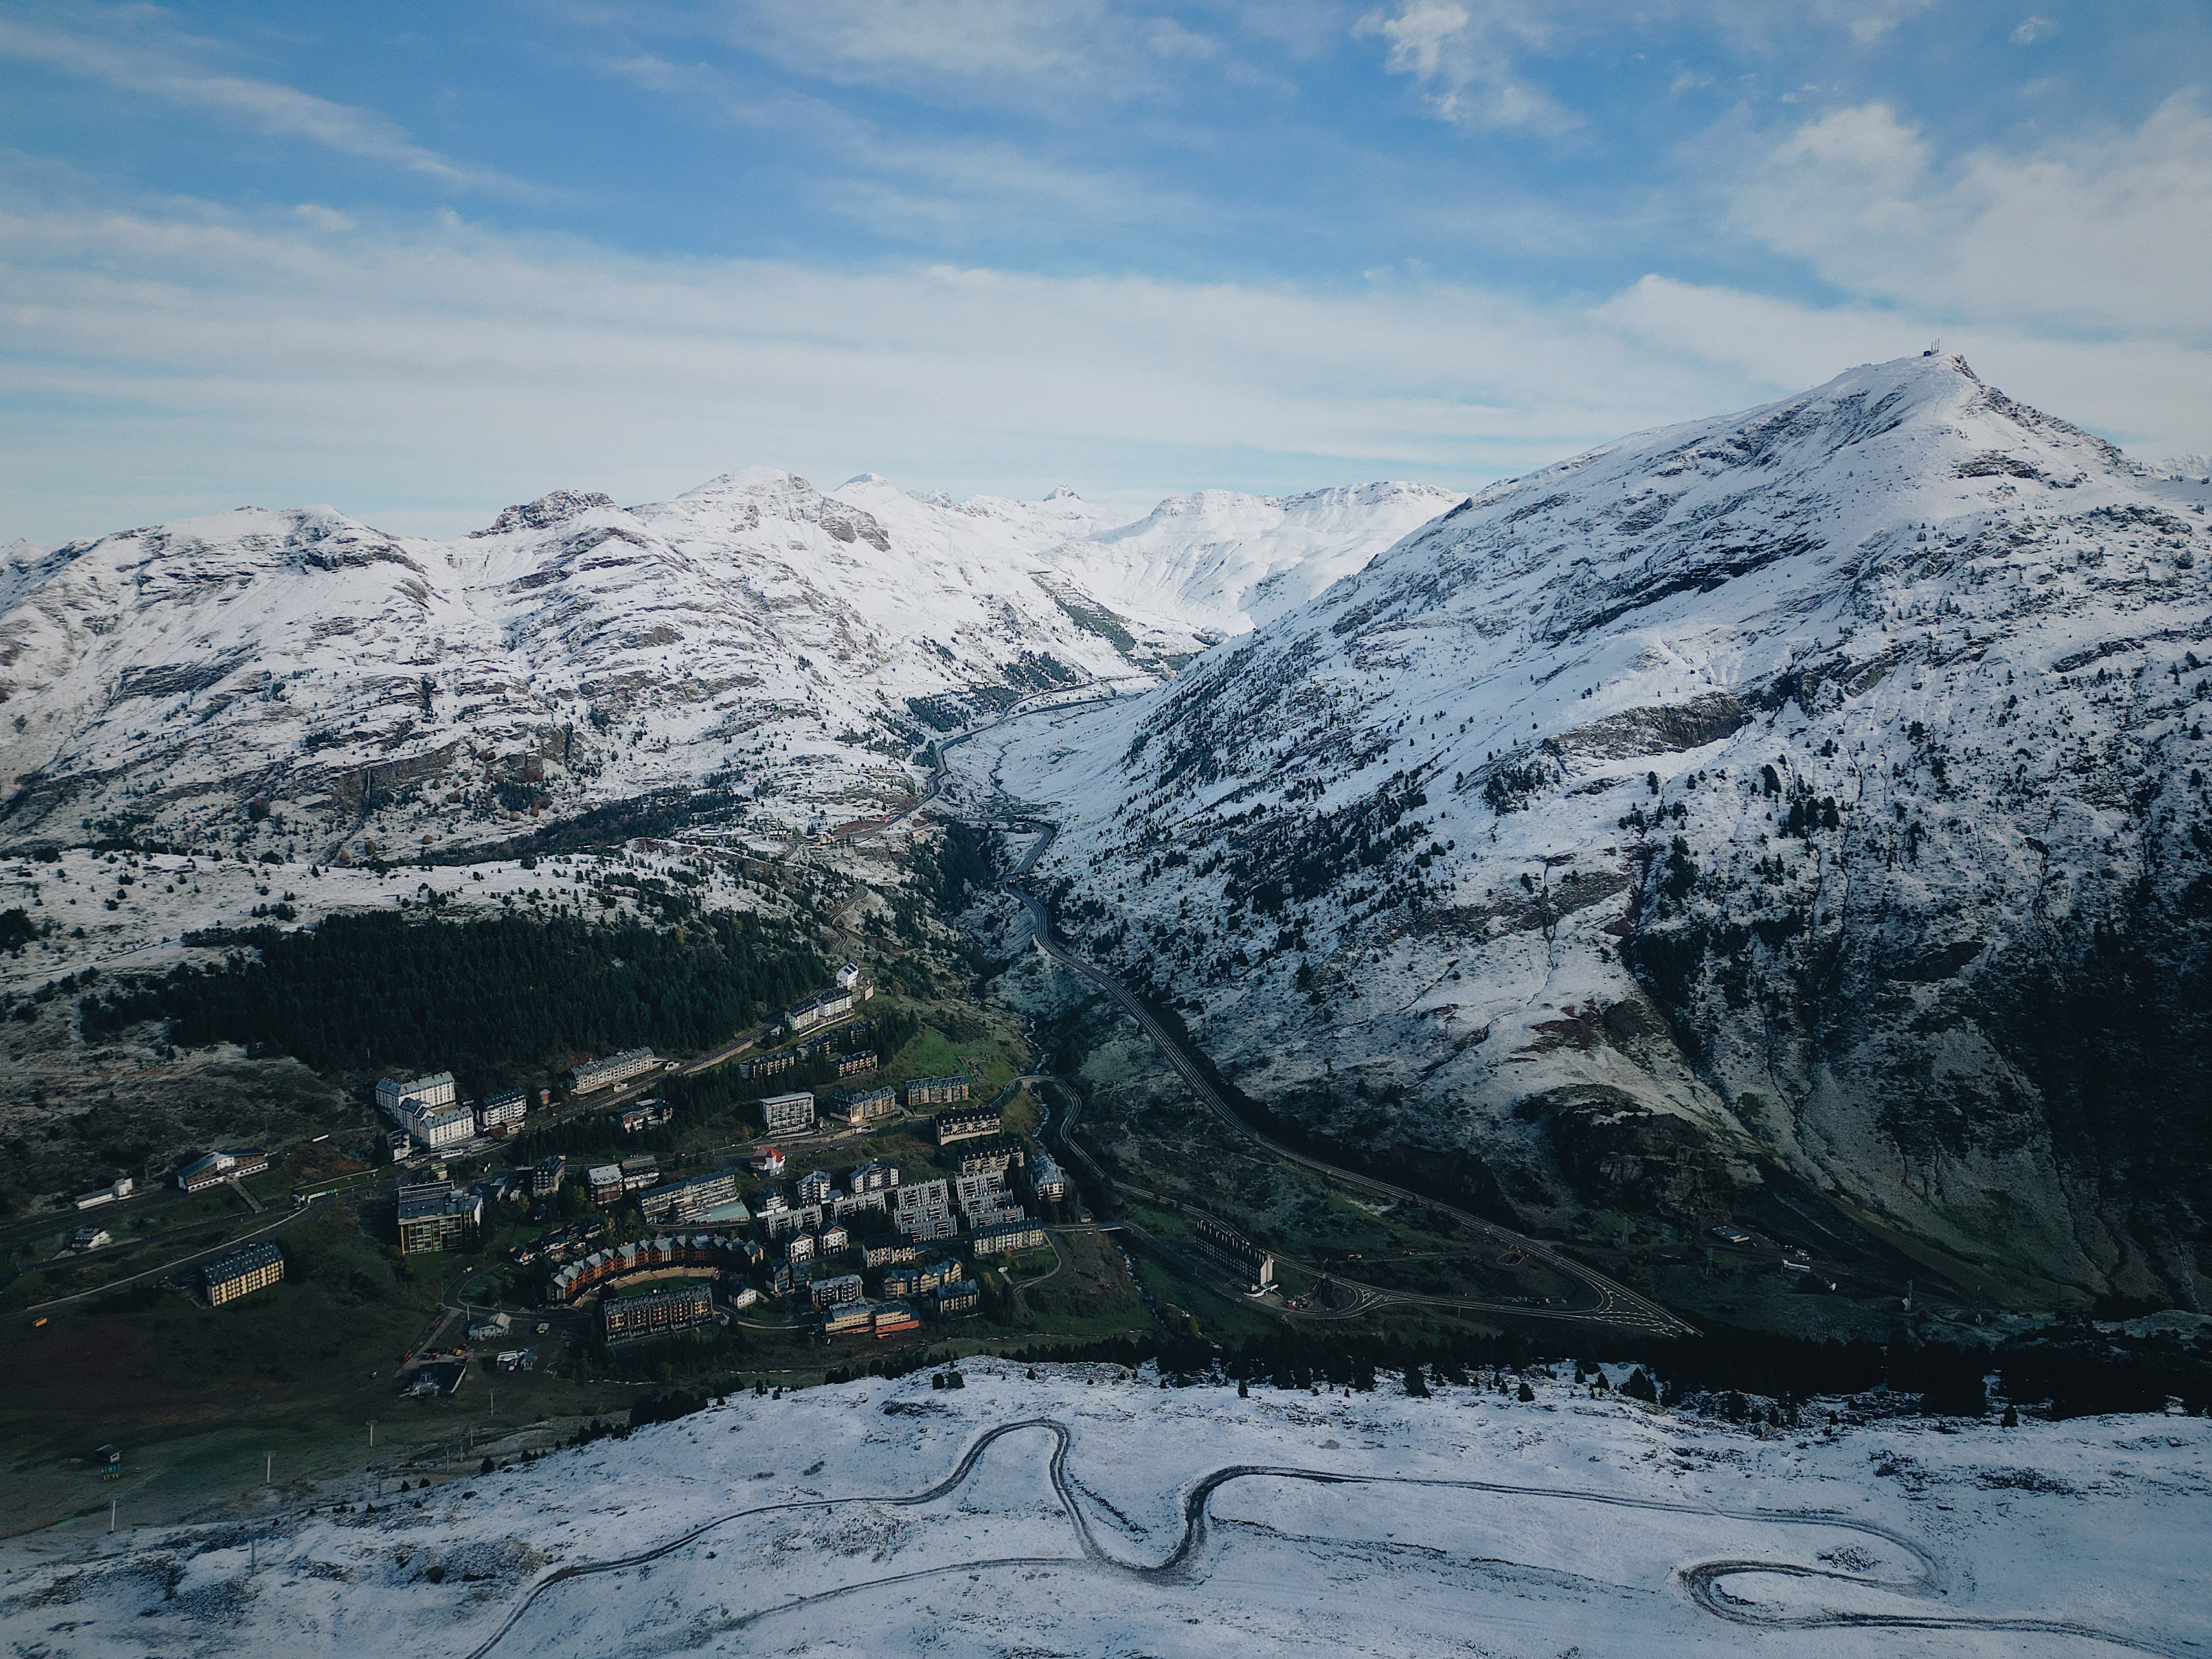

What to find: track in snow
left=465, top=1415, right=2181, bottom=1657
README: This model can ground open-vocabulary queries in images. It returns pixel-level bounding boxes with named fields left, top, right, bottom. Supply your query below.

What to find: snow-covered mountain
left=965, top=355, right=2212, bottom=1309
left=0, top=471, right=1456, bottom=860
left=1037, top=481, right=1467, bottom=639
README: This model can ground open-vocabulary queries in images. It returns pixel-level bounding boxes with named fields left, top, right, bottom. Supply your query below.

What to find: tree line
left=79, top=910, right=823, bottom=1089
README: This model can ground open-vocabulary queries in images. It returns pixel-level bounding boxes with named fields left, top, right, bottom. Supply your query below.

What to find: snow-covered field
left=6, top=1364, right=2204, bottom=1657
left=0, top=839, right=810, bottom=1002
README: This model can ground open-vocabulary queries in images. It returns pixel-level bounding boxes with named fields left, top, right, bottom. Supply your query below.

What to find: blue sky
left=2, top=0, right=2207, bottom=540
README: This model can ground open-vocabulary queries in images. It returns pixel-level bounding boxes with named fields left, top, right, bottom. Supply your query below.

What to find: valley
left=2, top=360, right=2208, bottom=1625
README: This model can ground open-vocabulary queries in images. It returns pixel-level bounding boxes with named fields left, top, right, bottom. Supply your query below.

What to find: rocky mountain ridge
left=962, top=354, right=2212, bottom=1310
left=0, top=470, right=1458, bottom=862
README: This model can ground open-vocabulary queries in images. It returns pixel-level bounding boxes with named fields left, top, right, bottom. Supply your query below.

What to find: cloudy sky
left=2, top=0, right=2207, bottom=540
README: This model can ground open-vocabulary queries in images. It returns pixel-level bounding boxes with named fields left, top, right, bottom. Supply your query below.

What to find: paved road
left=923, top=704, right=1690, bottom=1339
left=1013, top=887, right=1691, bottom=1339
left=458, top=1411, right=2176, bottom=1658
left=19, top=1193, right=331, bottom=1318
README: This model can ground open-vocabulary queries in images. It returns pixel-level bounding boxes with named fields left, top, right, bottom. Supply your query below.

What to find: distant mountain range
left=0, top=469, right=1458, bottom=859
left=964, top=354, right=2212, bottom=1310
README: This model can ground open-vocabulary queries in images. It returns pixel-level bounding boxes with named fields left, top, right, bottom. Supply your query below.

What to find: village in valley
left=3, top=937, right=1234, bottom=1502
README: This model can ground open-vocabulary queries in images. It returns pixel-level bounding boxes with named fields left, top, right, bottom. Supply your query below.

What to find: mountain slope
left=0, top=472, right=1455, bottom=860
left=980, top=355, right=2212, bottom=1308
left=1038, top=481, right=1466, bottom=639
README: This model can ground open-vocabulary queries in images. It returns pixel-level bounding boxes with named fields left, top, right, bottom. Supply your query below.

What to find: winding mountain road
left=464, top=1413, right=2181, bottom=1658
left=1011, top=879, right=1693, bottom=1339
left=918, top=692, right=1692, bottom=1338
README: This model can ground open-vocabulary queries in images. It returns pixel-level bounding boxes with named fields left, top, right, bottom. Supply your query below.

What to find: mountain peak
left=470, top=490, right=618, bottom=538
left=679, top=466, right=815, bottom=499
left=994, top=358, right=2212, bottom=1305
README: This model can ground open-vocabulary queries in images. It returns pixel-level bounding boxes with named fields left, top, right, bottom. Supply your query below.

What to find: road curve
left=922, top=706, right=1691, bottom=1337
left=1011, top=885, right=1694, bottom=1339
left=465, top=1413, right=2181, bottom=1657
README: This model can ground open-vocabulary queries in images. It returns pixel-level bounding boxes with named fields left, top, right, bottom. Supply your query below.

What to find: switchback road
left=463, top=1412, right=2179, bottom=1658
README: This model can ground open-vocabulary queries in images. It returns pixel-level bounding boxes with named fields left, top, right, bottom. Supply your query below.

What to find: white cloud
left=1353, top=1, right=1944, bottom=135
left=290, top=203, right=356, bottom=232
left=0, top=9, right=513, bottom=189
left=1596, top=274, right=2212, bottom=450
left=1353, top=1, right=1577, bottom=134
left=3, top=167, right=2204, bottom=544
left=695, top=0, right=1225, bottom=101
left=2011, top=14, right=2058, bottom=44
left=1728, top=94, right=2212, bottom=339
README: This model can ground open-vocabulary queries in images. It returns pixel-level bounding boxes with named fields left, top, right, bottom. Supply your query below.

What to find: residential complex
left=612, top=1099, right=674, bottom=1133
left=602, top=1281, right=715, bottom=1344
left=881, top=1258, right=962, bottom=1298
left=565, top=1047, right=664, bottom=1096
left=848, top=1158, right=900, bottom=1195
left=639, top=1169, right=741, bottom=1227
left=969, top=1218, right=1048, bottom=1256
left=476, top=1090, right=529, bottom=1135
left=953, top=1170, right=1024, bottom=1228
left=547, top=1233, right=748, bottom=1305
left=783, top=976, right=873, bottom=1035
left=933, top=1105, right=1000, bottom=1146
left=929, top=1280, right=981, bottom=1318
left=375, top=1071, right=456, bottom=1115
left=871, top=1300, right=921, bottom=1336
left=203, top=1241, right=285, bottom=1306
left=905, top=1076, right=970, bottom=1107
left=1193, top=1216, right=1276, bottom=1288
left=760, top=1091, right=816, bottom=1135
left=952, top=1136, right=1025, bottom=1178
left=397, top=1180, right=484, bottom=1254
left=831, top=1086, right=898, bottom=1127
left=1024, top=1152, right=1069, bottom=1205
left=402, top=1102, right=476, bottom=1150
left=891, top=1178, right=957, bottom=1242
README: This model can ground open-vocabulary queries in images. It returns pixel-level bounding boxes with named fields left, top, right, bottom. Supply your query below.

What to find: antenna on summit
left=1922, top=338, right=1942, bottom=357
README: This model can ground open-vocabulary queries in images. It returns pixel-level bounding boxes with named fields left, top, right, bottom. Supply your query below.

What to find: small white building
left=74, top=1175, right=134, bottom=1211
